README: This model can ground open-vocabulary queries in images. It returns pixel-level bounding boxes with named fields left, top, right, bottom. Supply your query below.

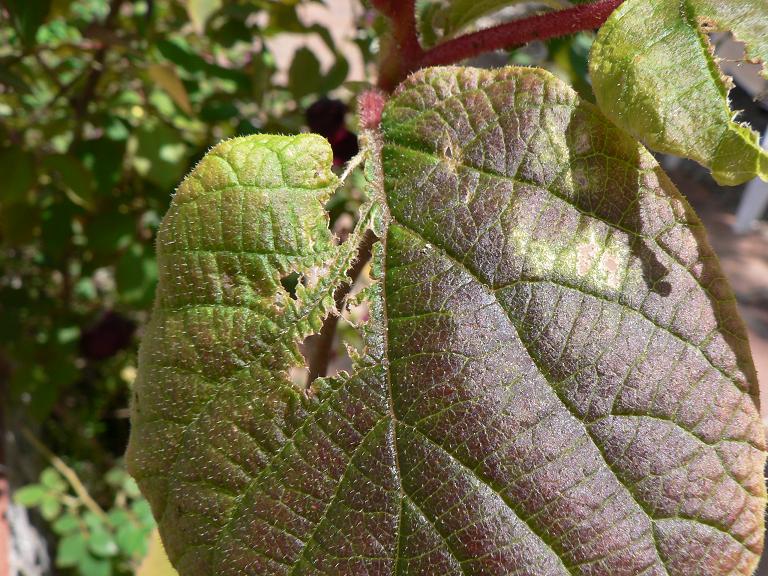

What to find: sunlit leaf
left=89, top=529, right=119, bottom=558
left=132, top=122, right=188, bottom=190
left=148, top=64, right=193, bottom=116
left=185, top=0, right=222, bottom=34
left=128, top=67, right=765, bottom=575
left=52, top=513, right=80, bottom=535
left=590, top=0, right=768, bottom=185
left=13, top=484, right=46, bottom=507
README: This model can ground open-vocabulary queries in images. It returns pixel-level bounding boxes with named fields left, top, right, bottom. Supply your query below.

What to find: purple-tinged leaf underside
left=127, top=67, right=766, bottom=576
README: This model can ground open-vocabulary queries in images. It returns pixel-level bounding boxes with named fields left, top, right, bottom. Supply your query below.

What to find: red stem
left=378, top=0, right=624, bottom=91
left=372, top=0, right=423, bottom=61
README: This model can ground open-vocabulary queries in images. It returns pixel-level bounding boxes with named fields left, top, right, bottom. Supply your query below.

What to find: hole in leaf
left=300, top=240, right=374, bottom=388
left=279, top=272, right=302, bottom=300
left=710, top=32, right=768, bottom=106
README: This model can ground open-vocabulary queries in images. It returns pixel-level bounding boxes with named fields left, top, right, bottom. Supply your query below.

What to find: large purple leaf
left=127, top=67, right=766, bottom=575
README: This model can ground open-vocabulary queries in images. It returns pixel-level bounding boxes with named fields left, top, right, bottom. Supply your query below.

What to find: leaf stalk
left=376, top=0, right=624, bottom=91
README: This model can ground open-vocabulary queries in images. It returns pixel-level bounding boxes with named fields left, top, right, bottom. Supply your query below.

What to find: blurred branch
left=21, top=427, right=109, bottom=523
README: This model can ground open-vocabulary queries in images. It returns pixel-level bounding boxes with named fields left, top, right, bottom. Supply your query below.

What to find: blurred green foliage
left=1, top=0, right=593, bottom=570
left=0, top=0, right=371, bottom=571
left=15, top=463, right=154, bottom=575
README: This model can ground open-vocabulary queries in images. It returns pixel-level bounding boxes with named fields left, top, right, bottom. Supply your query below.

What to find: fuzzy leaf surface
left=128, top=68, right=766, bottom=576
left=590, top=0, right=768, bottom=185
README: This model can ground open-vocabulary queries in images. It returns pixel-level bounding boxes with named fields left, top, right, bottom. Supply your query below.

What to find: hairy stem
left=378, top=0, right=624, bottom=91
left=372, top=0, right=424, bottom=92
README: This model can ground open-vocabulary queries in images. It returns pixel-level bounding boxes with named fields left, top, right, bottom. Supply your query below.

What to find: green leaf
left=0, top=147, right=35, bottom=203
left=157, top=39, right=208, bottom=74
left=89, top=528, right=119, bottom=557
left=132, top=122, right=188, bottom=191
left=57, top=532, right=88, bottom=567
left=40, top=467, right=67, bottom=492
left=39, top=494, right=62, bottom=520
left=52, top=513, right=81, bottom=535
left=5, top=0, right=51, bottom=45
left=590, top=0, right=768, bottom=185
left=78, top=553, right=113, bottom=576
left=115, top=242, right=158, bottom=307
left=185, top=0, right=222, bottom=34
left=83, top=510, right=106, bottom=531
left=73, top=138, right=126, bottom=195
left=42, top=153, right=96, bottom=208
left=288, top=47, right=323, bottom=99
left=107, top=508, right=129, bottom=525
left=122, top=476, right=141, bottom=498
left=441, top=0, right=564, bottom=37
left=13, top=484, right=46, bottom=507
left=148, top=64, right=193, bottom=115
left=130, top=498, right=154, bottom=525
left=115, top=522, right=148, bottom=556
left=127, top=69, right=765, bottom=575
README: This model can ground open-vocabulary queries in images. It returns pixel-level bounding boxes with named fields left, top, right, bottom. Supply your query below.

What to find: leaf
left=590, top=0, right=768, bottom=185
left=78, top=554, right=113, bottom=576
left=288, top=47, right=323, bottom=99
left=115, top=522, right=149, bottom=556
left=128, top=68, right=766, bottom=575
left=42, top=153, right=96, bottom=208
left=0, top=147, right=35, bottom=203
left=148, top=64, right=193, bottom=115
left=5, top=0, right=51, bottom=45
left=40, top=467, right=66, bottom=491
left=73, top=138, right=126, bottom=196
left=132, top=122, right=188, bottom=190
left=441, top=0, right=566, bottom=37
left=13, top=484, right=46, bottom=507
left=185, top=0, right=222, bottom=34
left=39, top=494, right=62, bottom=520
left=89, top=528, right=119, bottom=557
left=52, top=513, right=81, bottom=535
left=57, top=532, right=88, bottom=567
left=115, top=242, right=158, bottom=307
left=416, top=0, right=582, bottom=41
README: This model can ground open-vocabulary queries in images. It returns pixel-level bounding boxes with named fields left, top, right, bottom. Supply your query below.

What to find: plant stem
left=21, top=427, right=110, bottom=523
left=372, top=0, right=424, bottom=92
left=378, top=0, right=624, bottom=91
